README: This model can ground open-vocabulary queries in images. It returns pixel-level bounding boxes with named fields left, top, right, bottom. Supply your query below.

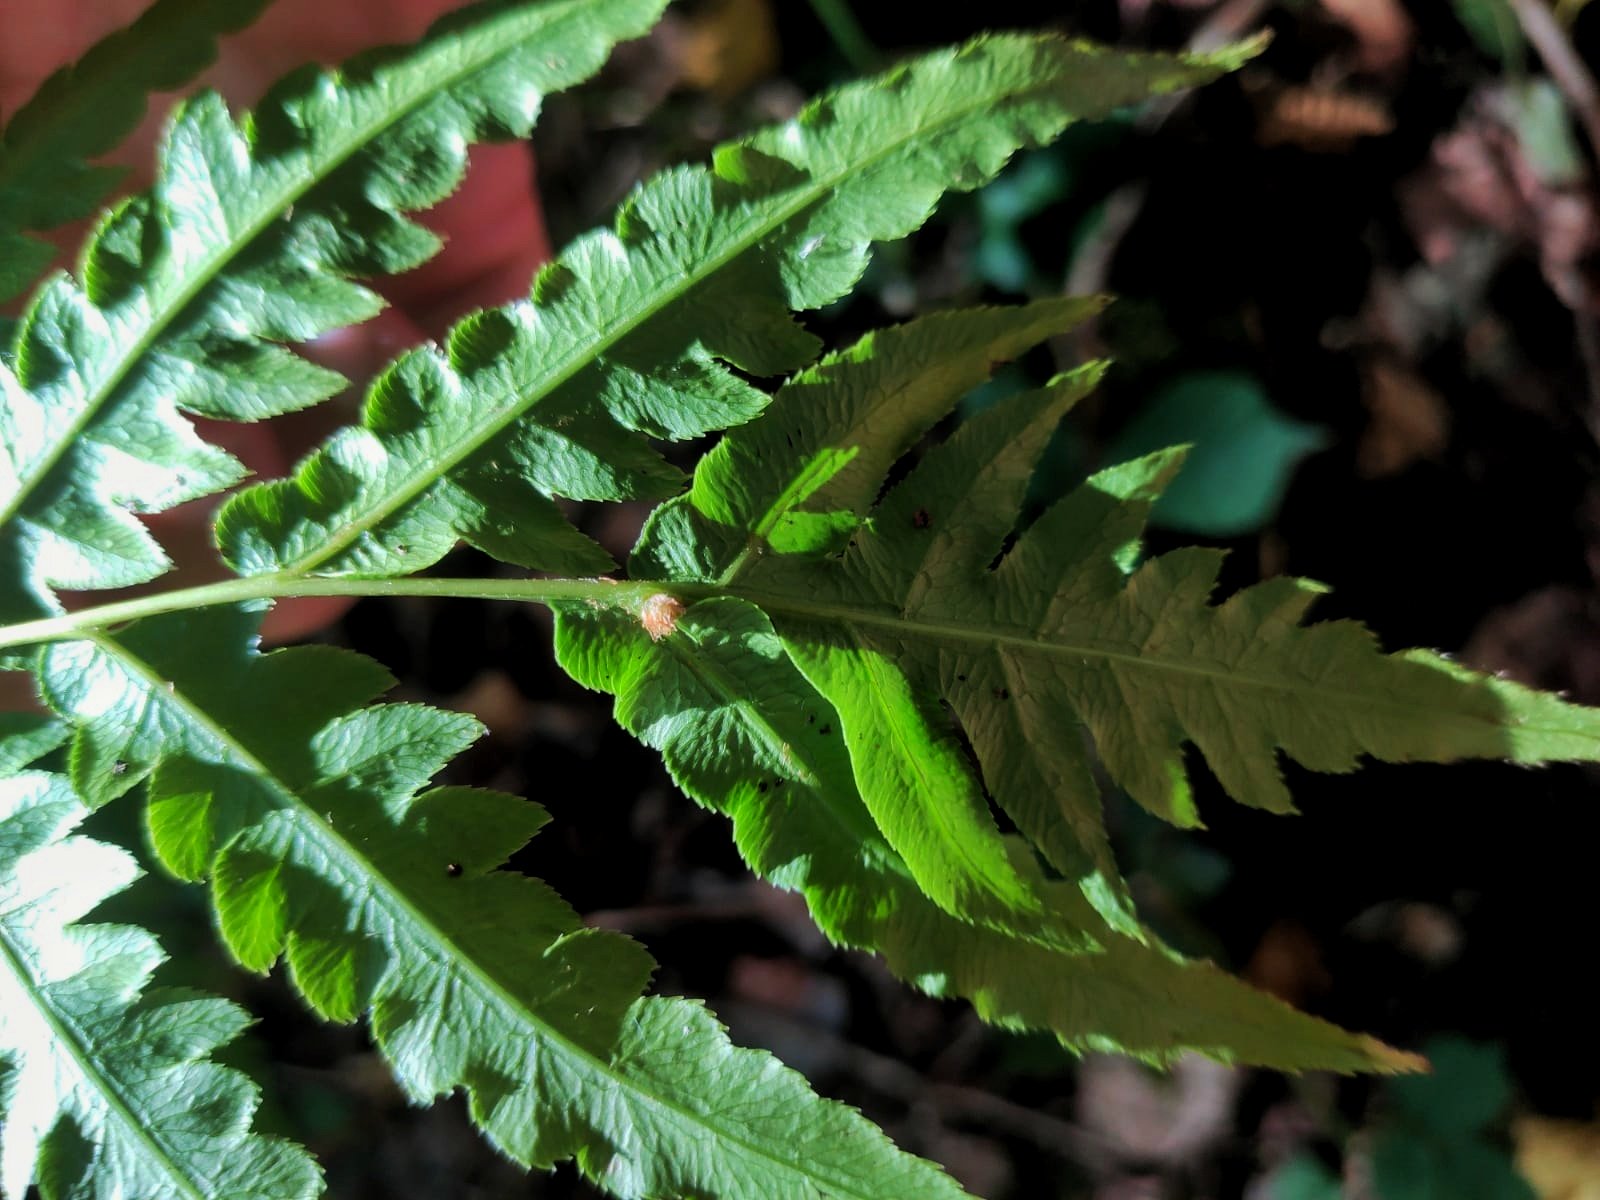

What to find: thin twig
left=1506, top=0, right=1600, bottom=160
left=788, top=1016, right=1121, bottom=1172
left=1572, top=271, right=1600, bottom=425
left=806, top=0, right=880, bottom=75
left=1056, top=0, right=1269, bottom=366
left=1502, top=0, right=1600, bottom=428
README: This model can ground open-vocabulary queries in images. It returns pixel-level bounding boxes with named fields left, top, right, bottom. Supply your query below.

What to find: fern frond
left=613, top=296, right=1600, bottom=1064
left=215, top=34, right=1261, bottom=584
left=0, top=768, right=321, bottom=1200
left=554, top=595, right=1414, bottom=1072
left=34, top=605, right=974, bottom=1199
left=634, top=299, right=1130, bottom=934
left=16, top=7, right=1568, bottom=1183
left=0, top=0, right=664, bottom=626
left=0, top=0, right=272, bottom=306
left=757, top=376, right=1600, bottom=812
left=647, top=298, right=1122, bottom=936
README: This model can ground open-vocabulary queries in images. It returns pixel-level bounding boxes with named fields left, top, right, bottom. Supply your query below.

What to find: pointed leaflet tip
left=1208, top=30, right=1274, bottom=69
left=1361, top=1038, right=1432, bottom=1076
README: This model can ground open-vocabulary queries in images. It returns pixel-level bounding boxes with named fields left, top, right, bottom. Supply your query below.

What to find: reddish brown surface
left=1, top=0, right=551, bottom=641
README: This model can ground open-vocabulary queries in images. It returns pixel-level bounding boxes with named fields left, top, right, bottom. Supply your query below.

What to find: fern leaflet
left=555, top=594, right=1416, bottom=1072
left=597, top=296, right=1600, bottom=1064
left=0, top=0, right=664, bottom=627
left=216, top=33, right=1261, bottom=584
left=0, top=764, right=320, bottom=1199
left=33, top=604, right=974, bottom=1199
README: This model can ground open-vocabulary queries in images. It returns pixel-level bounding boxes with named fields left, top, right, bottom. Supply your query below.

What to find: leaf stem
left=0, top=574, right=689, bottom=650
left=4, top=564, right=1537, bottom=750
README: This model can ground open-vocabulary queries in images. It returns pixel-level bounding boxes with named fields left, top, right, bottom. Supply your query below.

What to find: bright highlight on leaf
left=0, top=766, right=321, bottom=1200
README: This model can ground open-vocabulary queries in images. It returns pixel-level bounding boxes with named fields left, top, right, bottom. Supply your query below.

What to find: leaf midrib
left=733, top=585, right=1515, bottom=730
left=0, top=567, right=1555, bottom=738
left=90, top=630, right=892, bottom=1198
left=0, top=0, right=595, bottom=536
left=279, top=55, right=1067, bottom=575
left=0, top=864, right=212, bottom=1200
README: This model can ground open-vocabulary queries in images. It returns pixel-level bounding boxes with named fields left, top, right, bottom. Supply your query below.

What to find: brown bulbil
left=640, top=593, right=687, bottom=641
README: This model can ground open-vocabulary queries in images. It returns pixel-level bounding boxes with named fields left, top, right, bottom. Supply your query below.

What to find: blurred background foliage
left=81, top=0, right=1600, bottom=1194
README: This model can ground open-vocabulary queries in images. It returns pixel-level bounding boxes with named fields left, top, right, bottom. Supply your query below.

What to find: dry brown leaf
left=1258, top=85, right=1395, bottom=149
left=675, top=0, right=778, bottom=98
left=1358, top=358, right=1451, bottom=476
left=451, top=671, right=528, bottom=735
left=1515, top=1116, right=1600, bottom=1200
left=1076, top=1055, right=1240, bottom=1164
left=1401, top=84, right=1599, bottom=312
left=1245, top=919, right=1332, bottom=1006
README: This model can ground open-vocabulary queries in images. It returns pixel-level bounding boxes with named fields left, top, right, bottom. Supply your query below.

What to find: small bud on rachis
left=640, top=593, right=686, bottom=640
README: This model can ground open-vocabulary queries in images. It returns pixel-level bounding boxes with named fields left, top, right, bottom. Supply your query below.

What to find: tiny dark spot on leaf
left=446, top=863, right=463, bottom=877
left=993, top=687, right=1010, bottom=700
left=819, top=723, right=832, bottom=735
left=912, top=508, right=931, bottom=530
left=956, top=673, right=967, bottom=682
left=758, top=781, right=769, bottom=793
